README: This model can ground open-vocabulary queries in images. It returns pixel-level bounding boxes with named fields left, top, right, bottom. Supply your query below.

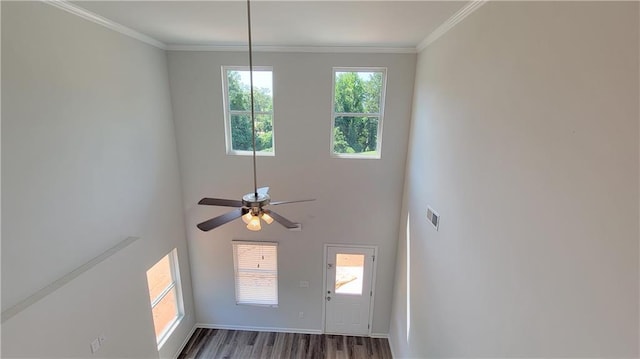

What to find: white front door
left=324, top=245, right=376, bottom=335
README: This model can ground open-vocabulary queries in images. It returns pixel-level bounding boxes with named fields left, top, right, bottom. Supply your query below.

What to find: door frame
left=321, top=243, right=378, bottom=336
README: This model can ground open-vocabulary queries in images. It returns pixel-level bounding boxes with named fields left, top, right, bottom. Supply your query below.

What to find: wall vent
left=427, top=207, right=440, bottom=230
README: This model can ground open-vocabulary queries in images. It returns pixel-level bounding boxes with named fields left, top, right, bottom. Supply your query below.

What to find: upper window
left=146, top=249, right=184, bottom=348
left=232, top=241, right=278, bottom=307
left=331, top=67, right=387, bottom=159
left=222, top=66, right=274, bottom=156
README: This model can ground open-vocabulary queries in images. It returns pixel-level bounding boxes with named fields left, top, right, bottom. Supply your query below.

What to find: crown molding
left=166, top=44, right=417, bottom=54
left=44, top=0, right=482, bottom=55
left=416, top=0, right=487, bottom=52
left=44, top=0, right=167, bottom=50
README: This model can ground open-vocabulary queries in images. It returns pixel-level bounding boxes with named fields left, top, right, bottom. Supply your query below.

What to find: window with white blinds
left=232, top=241, right=278, bottom=307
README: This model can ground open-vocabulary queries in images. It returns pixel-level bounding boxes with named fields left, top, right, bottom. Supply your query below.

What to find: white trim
left=330, top=67, right=387, bottom=160
left=43, top=0, right=167, bottom=50
left=370, top=333, right=389, bottom=339
left=172, top=324, right=198, bottom=359
left=167, top=44, right=416, bottom=54
left=196, top=323, right=322, bottom=335
left=153, top=249, right=186, bottom=349
left=388, top=337, right=398, bottom=359
left=416, top=0, right=487, bottom=52
left=43, top=0, right=483, bottom=54
left=1, top=236, right=139, bottom=323
left=221, top=65, right=276, bottom=156
left=158, top=315, right=184, bottom=350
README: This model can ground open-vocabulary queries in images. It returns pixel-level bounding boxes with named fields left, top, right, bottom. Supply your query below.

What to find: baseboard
left=388, top=338, right=398, bottom=359
left=370, top=332, right=389, bottom=339
left=172, top=324, right=197, bottom=359
left=196, top=323, right=323, bottom=335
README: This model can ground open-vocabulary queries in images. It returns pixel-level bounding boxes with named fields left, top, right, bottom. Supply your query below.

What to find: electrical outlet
left=298, top=311, right=304, bottom=318
left=299, top=280, right=309, bottom=288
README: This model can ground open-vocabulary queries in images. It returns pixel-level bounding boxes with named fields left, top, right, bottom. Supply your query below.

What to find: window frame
left=221, top=65, right=275, bottom=156
left=146, top=249, right=185, bottom=349
left=232, top=241, right=279, bottom=308
left=330, top=67, right=388, bottom=159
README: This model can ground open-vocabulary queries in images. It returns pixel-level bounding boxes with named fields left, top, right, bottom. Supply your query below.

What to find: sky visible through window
left=237, top=71, right=272, bottom=95
left=337, top=71, right=377, bottom=83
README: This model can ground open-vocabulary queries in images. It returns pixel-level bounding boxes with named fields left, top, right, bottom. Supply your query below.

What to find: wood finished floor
left=178, top=328, right=393, bottom=359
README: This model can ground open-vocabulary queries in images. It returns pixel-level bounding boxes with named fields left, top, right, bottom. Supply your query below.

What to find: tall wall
left=167, top=51, right=415, bottom=334
left=390, top=1, right=639, bottom=357
left=2, top=2, right=195, bottom=357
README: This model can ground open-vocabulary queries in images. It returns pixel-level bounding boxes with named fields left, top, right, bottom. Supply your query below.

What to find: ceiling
left=71, top=1, right=467, bottom=50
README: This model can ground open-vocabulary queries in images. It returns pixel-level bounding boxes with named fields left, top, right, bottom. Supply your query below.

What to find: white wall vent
left=427, top=207, right=440, bottom=230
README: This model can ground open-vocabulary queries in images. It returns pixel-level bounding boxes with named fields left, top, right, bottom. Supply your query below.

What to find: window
left=335, top=253, right=365, bottom=295
left=146, top=249, right=184, bottom=348
left=222, top=66, right=274, bottom=155
left=331, top=67, right=387, bottom=159
left=232, top=241, right=278, bottom=307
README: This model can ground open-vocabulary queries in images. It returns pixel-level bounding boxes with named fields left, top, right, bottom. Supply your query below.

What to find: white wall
left=167, top=51, right=415, bottom=334
left=2, top=2, right=195, bottom=357
left=390, top=2, right=639, bottom=358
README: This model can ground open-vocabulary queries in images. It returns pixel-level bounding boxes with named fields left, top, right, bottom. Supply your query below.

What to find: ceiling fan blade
left=263, top=209, right=298, bottom=229
left=270, top=199, right=315, bottom=206
left=198, top=198, right=244, bottom=207
left=257, top=187, right=270, bottom=195
left=197, top=208, right=244, bottom=231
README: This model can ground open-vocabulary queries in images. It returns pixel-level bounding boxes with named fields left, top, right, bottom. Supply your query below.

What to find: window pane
left=151, top=288, right=178, bottom=338
left=146, top=255, right=172, bottom=303
left=335, top=254, right=365, bottom=295
left=333, top=116, right=379, bottom=155
left=230, top=114, right=273, bottom=152
left=334, top=71, right=383, bottom=114
left=227, top=70, right=272, bottom=112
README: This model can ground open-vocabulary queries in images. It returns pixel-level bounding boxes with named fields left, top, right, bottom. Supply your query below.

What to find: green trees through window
left=332, top=69, right=386, bottom=157
left=224, top=68, right=274, bottom=153
left=223, top=66, right=386, bottom=158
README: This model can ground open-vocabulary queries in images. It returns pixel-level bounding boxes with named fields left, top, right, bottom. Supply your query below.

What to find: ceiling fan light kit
left=196, top=0, right=314, bottom=233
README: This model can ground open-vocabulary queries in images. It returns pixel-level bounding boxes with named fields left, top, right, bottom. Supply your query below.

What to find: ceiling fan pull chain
left=247, top=0, right=258, bottom=199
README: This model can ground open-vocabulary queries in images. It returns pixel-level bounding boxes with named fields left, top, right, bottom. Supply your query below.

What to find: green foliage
left=333, top=127, right=354, bottom=153
left=333, top=71, right=383, bottom=155
left=227, top=69, right=383, bottom=155
left=227, top=71, right=273, bottom=151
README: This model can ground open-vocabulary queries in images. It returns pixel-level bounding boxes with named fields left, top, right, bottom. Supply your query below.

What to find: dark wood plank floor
left=178, top=328, right=393, bottom=359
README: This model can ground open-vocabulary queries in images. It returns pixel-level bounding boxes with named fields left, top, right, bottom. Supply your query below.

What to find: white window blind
left=232, top=241, right=278, bottom=307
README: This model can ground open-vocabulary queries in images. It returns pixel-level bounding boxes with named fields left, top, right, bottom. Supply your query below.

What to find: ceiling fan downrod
left=194, top=0, right=315, bottom=233
left=246, top=0, right=258, bottom=199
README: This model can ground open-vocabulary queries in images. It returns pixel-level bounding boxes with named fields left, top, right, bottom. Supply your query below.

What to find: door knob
left=326, top=296, right=331, bottom=301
